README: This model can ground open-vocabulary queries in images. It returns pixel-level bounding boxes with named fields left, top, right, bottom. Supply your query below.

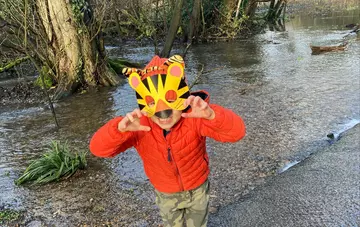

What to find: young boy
left=89, top=55, right=246, bottom=227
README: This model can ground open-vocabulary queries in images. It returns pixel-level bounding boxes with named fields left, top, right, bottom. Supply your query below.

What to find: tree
left=266, top=0, right=287, bottom=22
left=160, top=0, right=184, bottom=57
left=0, top=0, right=120, bottom=99
left=188, top=0, right=202, bottom=44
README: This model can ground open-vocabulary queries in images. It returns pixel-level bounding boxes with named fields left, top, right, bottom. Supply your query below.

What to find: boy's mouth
left=158, top=116, right=173, bottom=124
left=155, top=109, right=173, bottom=119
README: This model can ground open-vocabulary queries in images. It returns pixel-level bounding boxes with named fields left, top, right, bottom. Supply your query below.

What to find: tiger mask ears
left=121, top=55, right=185, bottom=79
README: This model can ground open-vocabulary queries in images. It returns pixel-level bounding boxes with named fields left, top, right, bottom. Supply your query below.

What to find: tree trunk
left=160, top=0, right=184, bottom=58
left=276, top=2, right=285, bottom=19
left=235, top=0, right=243, bottom=19
left=245, top=0, right=258, bottom=18
left=266, top=0, right=276, bottom=20
left=36, top=0, right=119, bottom=98
left=267, top=0, right=284, bottom=22
left=188, top=0, right=202, bottom=44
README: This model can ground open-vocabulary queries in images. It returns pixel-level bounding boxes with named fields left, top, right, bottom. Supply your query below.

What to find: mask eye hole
left=145, top=96, right=155, bottom=107
left=165, top=90, right=177, bottom=103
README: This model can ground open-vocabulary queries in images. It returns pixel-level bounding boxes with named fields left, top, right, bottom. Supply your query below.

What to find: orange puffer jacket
left=89, top=91, right=246, bottom=193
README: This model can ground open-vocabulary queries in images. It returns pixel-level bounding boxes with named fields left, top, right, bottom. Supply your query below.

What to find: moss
left=0, top=56, right=30, bottom=73
left=33, top=66, right=53, bottom=89
left=108, top=58, right=141, bottom=74
left=70, top=0, right=90, bottom=25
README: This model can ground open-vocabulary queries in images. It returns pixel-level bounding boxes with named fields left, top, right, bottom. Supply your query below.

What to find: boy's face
left=150, top=109, right=182, bottom=131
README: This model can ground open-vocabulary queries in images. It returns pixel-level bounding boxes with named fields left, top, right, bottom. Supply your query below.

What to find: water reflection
left=291, top=9, right=360, bottom=30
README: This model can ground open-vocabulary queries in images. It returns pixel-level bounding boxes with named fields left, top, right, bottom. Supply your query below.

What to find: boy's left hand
left=181, top=95, right=215, bottom=120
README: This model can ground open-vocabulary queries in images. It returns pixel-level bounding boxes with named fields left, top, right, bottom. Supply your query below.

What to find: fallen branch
left=182, top=43, right=192, bottom=59
left=0, top=56, right=30, bottom=73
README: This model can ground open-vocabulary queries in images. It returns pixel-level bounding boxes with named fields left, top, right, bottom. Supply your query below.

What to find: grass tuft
left=15, top=141, right=87, bottom=185
left=0, top=209, right=22, bottom=224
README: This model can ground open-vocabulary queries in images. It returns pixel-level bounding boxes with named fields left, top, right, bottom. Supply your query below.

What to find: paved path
left=209, top=124, right=360, bottom=227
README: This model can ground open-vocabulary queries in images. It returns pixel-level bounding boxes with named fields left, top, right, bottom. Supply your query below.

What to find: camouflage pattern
left=155, top=180, right=210, bottom=227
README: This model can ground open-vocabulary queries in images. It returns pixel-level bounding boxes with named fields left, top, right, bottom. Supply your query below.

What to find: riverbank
left=287, top=0, right=359, bottom=16
left=209, top=123, right=360, bottom=226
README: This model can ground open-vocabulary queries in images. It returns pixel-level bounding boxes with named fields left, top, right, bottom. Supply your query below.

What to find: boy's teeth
left=159, top=118, right=170, bottom=123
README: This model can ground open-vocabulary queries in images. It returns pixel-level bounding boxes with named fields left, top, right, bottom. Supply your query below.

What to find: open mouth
left=158, top=117, right=173, bottom=124
left=154, top=109, right=174, bottom=125
left=155, top=109, right=173, bottom=119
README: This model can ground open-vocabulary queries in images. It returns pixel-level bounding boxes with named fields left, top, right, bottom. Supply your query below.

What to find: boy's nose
left=155, top=99, right=171, bottom=113
left=155, top=99, right=172, bottom=119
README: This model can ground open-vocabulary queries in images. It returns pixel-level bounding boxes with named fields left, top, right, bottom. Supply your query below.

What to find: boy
left=89, top=55, right=246, bottom=227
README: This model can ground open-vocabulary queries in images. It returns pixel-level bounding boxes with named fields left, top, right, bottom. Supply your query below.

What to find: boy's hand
left=118, top=109, right=151, bottom=132
left=181, top=96, right=215, bottom=120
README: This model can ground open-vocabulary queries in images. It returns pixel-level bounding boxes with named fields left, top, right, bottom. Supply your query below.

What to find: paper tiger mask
left=122, top=55, right=190, bottom=118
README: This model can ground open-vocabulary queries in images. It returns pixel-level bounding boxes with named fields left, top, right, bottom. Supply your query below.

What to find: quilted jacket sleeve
left=198, top=104, right=246, bottom=142
left=89, top=117, right=137, bottom=157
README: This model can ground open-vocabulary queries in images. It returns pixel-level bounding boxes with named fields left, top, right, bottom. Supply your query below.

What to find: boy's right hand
left=118, top=109, right=151, bottom=132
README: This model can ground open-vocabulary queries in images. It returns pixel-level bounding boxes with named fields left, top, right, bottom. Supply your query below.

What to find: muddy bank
left=0, top=82, right=44, bottom=105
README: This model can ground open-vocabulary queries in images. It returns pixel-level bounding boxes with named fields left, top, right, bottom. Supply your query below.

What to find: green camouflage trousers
left=155, top=180, right=210, bottom=227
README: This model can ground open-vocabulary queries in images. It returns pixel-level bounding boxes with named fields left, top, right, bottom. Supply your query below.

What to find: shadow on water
left=0, top=8, right=359, bottom=226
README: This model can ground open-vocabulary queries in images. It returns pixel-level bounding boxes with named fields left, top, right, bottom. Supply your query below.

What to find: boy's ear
left=122, top=67, right=141, bottom=77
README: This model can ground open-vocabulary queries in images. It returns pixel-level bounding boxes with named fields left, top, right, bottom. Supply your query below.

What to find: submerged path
left=209, top=124, right=360, bottom=227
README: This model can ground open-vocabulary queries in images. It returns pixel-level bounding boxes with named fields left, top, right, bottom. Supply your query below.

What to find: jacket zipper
left=165, top=132, right=184, bottom=191
left=167, top=146, right=184, bottom=191
left=167, top=147, right=172, bottom=162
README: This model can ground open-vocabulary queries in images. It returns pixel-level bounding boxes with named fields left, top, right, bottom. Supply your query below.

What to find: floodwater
left=0, top=8, right=359, bottom=226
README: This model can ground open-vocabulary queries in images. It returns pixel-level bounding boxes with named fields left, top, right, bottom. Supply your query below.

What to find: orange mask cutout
left=125, top=56, right=190, bottom=117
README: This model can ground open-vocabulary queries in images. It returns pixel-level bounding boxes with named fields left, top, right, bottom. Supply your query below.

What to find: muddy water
left=1, top=9, right=359, bottom=226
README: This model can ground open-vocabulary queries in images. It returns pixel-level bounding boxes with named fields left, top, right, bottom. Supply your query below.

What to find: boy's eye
left=165, top=90, right=177, bottom=103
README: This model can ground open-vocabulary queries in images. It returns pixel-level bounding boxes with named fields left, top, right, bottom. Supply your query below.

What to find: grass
left=0, top=209, right=22, bottom=224
left=15, top=141, right=87, bottom=185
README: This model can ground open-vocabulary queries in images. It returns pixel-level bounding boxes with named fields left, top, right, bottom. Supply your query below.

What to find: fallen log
left=310, top=41, right=348, bottom=55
